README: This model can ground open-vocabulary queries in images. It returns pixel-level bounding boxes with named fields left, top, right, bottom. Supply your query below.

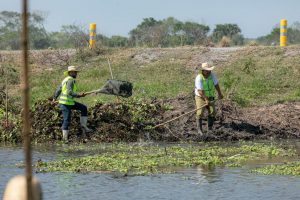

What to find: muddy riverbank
left=161, top=94, right=300, bottom=141
left=1, top=46, right=300, bottom=143
left=15, top=94, right=299, bottom=143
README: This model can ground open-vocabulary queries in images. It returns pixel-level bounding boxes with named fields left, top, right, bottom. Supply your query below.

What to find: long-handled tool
left=84, top=57, right=132, bottom=98
left=85, top=58, right=132, bottom=98
left=84, top=79, right=133, bottom=98
left=153, top=100, right=218, bottom=129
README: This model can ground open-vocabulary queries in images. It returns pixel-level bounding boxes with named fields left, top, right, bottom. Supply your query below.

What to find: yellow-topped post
left=89, top=23, right=96, bottom=49
left=280, top=19, right=287, bottom=46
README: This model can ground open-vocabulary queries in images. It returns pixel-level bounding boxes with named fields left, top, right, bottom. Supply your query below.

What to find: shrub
left=219, top=36, right=231, bottom=47
left=247, top=40, right=259, bottom=46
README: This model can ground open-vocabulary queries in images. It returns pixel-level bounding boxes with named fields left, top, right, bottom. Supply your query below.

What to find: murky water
left=1, top=143, right=300, bottom=200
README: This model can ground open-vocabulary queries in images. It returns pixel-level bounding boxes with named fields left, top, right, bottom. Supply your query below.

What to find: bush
left=247, top=40, right=259, bottom=46
left=74, top=46, right=108, bottom=62
left=219, top=36, right=231, bottom=47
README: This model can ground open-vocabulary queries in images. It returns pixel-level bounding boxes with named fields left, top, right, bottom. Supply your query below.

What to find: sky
left=1, top=0, right=299, bottom=38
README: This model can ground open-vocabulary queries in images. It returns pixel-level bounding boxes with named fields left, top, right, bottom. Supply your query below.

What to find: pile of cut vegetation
left=0, top=90, right=21, bottom=143
left=30, top=96, right=300, bottom=143
left=2, top=96, right=300, bottom=143
left=30, top=99, right=171, bottom=143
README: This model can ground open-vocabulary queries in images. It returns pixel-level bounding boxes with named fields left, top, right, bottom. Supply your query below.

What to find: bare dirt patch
left=160, top=94, right=300, bottom=141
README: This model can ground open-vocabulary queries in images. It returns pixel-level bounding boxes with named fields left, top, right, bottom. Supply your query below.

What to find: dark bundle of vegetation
left=10, top=98, right=169, bottom=144
left=0, top=63, right=22, bottom=143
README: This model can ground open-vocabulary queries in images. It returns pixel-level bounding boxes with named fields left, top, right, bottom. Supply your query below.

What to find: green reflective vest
left=58, top=76, right=77, bottom=105
left=200, top=73, right=215, bottom=97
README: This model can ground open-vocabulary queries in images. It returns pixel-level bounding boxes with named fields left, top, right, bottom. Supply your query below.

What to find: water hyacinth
left=35, top=143, right=296, bottom=176
left=252, top=162, right=300, bottom=176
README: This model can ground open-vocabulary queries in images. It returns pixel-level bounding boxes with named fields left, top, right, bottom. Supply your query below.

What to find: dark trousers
left=59, top=102, right=88, bottom=130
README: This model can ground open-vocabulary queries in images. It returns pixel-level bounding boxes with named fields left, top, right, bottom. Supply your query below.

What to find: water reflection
left=178, top=166, right=223, bottom=186
left=1, top=144, right=300, bottom=200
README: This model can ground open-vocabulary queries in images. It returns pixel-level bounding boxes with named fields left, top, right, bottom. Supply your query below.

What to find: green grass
left=217, top=46, right=300, bottom=106
left=2, top=46, right=300, bottom=108
left=30, top=55, right=194, bottom=107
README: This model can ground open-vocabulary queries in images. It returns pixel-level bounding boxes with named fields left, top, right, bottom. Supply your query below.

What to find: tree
left=60, top=24, right=88, bottom=48
left=287, top=22, right=300, bottom=44
left=257, top=21, right=300, bottom=45
left=108, top=35, right=128, bottom=47
left=231, top=33, right=244, bottom=46
left=212, top=24, right=242, bottom=44
left=95, top=34, right=110, bottom=47
left=28, top=11, right=51, bottom=49
left=0, top=11, right=22, bottom=50
left=257, top=27, right=280, bottom=45
left=0, top=11, right=50, bottom=50
left=129, top=17, right=163, bottom=47
left=129, top=17, right=210, bottom=47
left=46, top=24, right=89, bottom=49
left=288, top=28, right=300, bottom=44
left=160, top=17, right=183, bottom=46
left=182, top=22, right=209, bottom=45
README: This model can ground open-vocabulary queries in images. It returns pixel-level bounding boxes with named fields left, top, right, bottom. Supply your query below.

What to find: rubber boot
left=207, top=116, right=214, bottom=131
left=62, top=130, right=69, bottom=142
left=196, top=118, right=203, bottom=136
left=80, top=116, right=92, bottom=135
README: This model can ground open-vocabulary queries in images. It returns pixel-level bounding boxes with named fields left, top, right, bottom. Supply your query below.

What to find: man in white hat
left=53, top=66, right=92, bottom=142
left=195, top=62, right=223, bottom=135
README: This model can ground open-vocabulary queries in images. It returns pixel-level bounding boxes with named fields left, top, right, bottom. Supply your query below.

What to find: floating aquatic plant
left=35, top=143, right=296, bottom=176
left=252, top=162, right=300, bottom=176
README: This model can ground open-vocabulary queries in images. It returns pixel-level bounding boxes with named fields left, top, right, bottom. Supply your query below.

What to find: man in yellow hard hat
left=195, top=62, right=223, bottom=135
left=53, top=66, right=92, bottom=142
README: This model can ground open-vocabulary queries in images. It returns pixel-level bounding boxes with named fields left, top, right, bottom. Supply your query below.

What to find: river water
left=1, top=143, right=300, bottom=200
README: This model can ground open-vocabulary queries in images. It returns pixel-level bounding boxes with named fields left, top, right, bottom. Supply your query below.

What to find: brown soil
left=30, top=95, right=300, bottom=143
left=161, top=94, right=300, bottom=141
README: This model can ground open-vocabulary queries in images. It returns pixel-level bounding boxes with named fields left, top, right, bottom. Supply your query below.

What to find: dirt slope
left=161, top=94, right=300, bottom=141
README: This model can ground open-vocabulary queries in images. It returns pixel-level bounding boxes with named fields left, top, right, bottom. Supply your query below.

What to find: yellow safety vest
left=58, top=76, right=77, bottom=105
left=200, top=74, right=215, bottom=97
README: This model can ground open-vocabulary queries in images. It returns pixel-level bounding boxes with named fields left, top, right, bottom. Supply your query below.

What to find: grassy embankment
left=30, top=46, right=300, bottom=107
left=1, top=46, right=300, bottom=141
left=218, top=46, right=300, bottom=106
left=30, top=48, right=193, bottom=107
left=1, top=46, right=300, bottom=109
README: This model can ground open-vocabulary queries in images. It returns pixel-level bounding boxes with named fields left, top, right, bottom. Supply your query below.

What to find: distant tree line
left=257, top=22, right=300, bottom=45
left=0, top=11, right=300, bottom=50
left=0, top=11, right=49, bottom=50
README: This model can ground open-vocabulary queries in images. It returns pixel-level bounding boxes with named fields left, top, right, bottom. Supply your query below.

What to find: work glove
left=205, top=98, right=210, bottom=106
left=51, top=100, right=58, bottom=105
left=50, top=97, right=58, bottom=105
left=78, top=92, right=87, bottom=97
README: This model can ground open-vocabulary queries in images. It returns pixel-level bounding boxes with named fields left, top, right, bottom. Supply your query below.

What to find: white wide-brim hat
left=201, top=62, right=215, bottom=71
left=64, top=66, right=80, bottom=76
